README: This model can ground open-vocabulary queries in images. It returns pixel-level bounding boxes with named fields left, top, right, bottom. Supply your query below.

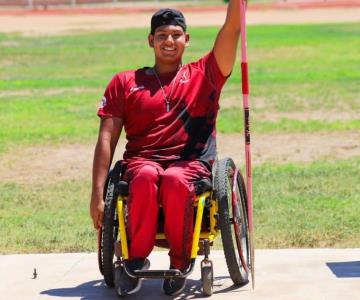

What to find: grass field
left=0, top=22, right=359, bottom=253
left=1, top=159, right=359, bottom=253
left=1, top=23, right=359, bottom=152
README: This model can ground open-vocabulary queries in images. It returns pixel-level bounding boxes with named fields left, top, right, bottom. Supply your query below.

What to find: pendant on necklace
left=152, top=66, right=182, bottom=114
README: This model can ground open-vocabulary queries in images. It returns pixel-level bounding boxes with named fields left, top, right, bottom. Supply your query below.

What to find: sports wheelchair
left=98, top=157, right=251, bottom=297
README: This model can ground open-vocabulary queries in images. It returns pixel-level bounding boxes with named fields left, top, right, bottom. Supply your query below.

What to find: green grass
left=1, top=158, right=359, bottom=253
left=0, top=92, right=99, bottom=150
left=253, top=158, right=360, bottom=248
left=0, top=180, right=95, bottom=253
left=218, top=109, right=360, bottom=133
left=0, top=23, right=359, bottom=152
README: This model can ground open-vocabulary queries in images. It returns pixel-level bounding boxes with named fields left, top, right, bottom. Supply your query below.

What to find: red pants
left=123, top=159, right=211, bottom=270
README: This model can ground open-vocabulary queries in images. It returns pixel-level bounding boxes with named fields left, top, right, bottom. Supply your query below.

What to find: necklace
left=152, top=66, right=182, bottom=112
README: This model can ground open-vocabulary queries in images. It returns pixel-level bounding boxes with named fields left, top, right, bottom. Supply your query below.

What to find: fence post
left=70, top=0, right=76, bottom=7
left=28, top=0, right=33, bottom=9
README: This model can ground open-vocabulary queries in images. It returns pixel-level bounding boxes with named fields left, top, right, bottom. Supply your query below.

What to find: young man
left=91, top=1, right=241, bottom=295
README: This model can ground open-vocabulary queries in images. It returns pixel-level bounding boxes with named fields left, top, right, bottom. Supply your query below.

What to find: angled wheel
left=100, top=163, right=122, bottom=287
left=214, top=158, right=250, bottom=285
left=201, top=264, right=213, bottom=297
left=114, top=265, right=126, bottom=297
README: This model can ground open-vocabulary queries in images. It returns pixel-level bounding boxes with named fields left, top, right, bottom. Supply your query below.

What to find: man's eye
left=173, top=34, right=181, bottom=39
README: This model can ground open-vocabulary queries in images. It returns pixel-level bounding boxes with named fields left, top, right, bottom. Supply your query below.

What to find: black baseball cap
left=150, top=8, right=187, bottom=35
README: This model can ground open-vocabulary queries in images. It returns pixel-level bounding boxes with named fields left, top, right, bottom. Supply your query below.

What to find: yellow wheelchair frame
left=117, top=190, right=216, bottom=261
left=98, top=158, right=251, bottom=297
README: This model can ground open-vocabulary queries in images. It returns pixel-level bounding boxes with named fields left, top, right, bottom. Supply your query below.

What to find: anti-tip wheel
left=114, top=266, right=127, bottom=298
left=201, top=265, right=213, bottom=297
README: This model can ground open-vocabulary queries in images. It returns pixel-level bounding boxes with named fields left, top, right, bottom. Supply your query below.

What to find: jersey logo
left=179, top=71, right=190, bottom=83
left=99, top=96, right=107, bottom=109
left=129, top=85, right=145, bottom=93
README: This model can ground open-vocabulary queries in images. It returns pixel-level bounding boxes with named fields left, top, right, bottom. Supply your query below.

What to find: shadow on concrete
left=212, top=276, right=249, bottom=294
left=326, top=261, right=360, bottom=278
left=40, top=276, right=245, bottom=299
left=40, top=280, right=116, bottom=299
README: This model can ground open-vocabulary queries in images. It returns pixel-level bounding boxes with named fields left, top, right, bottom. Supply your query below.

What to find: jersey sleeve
left=97, top=73, right=125, bottom=119
left=191, top=50, right=228, bottom=91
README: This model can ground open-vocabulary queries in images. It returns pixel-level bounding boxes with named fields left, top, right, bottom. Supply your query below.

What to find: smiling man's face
left=148, top=25, right=190, bottom=65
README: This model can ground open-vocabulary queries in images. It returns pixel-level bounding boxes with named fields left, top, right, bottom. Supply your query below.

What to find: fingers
left=90, top=206, right=98, bottom=229
left=90, top=198, right=105, bottom=229
left=92, top=213, right=99, bottom=229
left=97, top=213, right=104, bottom=229
left=91, top=211, right=103, bottom=229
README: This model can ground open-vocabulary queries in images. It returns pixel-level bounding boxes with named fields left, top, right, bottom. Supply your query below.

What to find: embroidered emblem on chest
left=179, top=71, right=190, bottom=84
left=129, top=85, right=145, bottom=93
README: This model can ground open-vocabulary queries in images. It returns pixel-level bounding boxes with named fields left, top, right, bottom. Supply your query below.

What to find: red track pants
left=123, top=159, right=211, bottom=270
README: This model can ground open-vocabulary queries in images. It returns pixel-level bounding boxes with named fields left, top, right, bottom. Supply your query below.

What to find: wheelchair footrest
left=133, top=269, right=183, bottom=279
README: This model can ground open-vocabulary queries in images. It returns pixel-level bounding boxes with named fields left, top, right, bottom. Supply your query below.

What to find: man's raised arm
left=213, top=0, right=241, bottom=77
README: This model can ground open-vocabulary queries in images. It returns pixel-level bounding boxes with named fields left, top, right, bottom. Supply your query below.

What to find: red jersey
left=97, top=51, right=227, bottom=165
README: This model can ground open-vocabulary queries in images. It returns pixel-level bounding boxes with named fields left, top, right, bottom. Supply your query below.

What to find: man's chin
left=158, top=56, right=182, bottom=64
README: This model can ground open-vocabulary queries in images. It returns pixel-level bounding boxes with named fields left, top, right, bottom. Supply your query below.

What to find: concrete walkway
left=1, top=249, right=359, bottom=299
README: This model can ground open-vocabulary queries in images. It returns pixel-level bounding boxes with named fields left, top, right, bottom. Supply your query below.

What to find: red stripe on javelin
left=241, top=62, right=249, bottom=95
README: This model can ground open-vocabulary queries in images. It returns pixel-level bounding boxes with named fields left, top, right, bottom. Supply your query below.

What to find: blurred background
left=0, top=0, right=359, bottom=254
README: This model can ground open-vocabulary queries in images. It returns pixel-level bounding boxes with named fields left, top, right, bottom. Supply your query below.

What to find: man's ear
left=148, top=34, right=154, bottom=48
left=185, top=33, right=190, bottom=47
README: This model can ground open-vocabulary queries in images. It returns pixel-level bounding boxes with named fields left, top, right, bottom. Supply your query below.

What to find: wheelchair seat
left=115, top=177, right=212, bottom=197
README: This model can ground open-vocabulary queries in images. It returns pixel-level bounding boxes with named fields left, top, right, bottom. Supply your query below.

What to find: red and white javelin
left=239, top=0, right=255, bottom=289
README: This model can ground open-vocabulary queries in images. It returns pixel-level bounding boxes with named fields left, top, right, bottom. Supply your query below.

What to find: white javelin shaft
left=239, top=0, right=255, bottom=290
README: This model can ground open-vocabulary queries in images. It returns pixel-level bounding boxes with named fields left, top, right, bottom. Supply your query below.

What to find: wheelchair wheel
left=214, top=158, right=250, bottom=285
left=201, top=264, right=213, bottom=297
left=101, top=172, right=120, bottom=287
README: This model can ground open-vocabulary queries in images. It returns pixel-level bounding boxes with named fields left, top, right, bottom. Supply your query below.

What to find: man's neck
left=153, top=61, right=182, bottom=75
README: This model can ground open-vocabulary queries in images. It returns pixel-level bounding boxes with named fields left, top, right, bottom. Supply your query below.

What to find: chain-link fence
left=0, top=0, right=131, bottom=9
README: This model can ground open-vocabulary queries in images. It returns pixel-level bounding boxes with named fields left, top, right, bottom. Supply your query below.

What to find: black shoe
left=162, top=266, right=187, bottom=296
left=115, top=258, right=150, bottom=296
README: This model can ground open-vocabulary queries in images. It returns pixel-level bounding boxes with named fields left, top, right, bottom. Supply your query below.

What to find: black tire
left=98, top=228, right=104, bottom=275
left=102, top=164, right=122, bottom=288
left=98, top=174, right=111, bottom=276
left=214, top=158, right=250, bottom=285
left=201, top=265, right=213, bottom=297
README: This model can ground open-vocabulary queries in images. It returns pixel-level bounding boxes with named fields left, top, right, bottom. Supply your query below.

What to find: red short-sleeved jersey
left=97, top=51, right=227, bottom=165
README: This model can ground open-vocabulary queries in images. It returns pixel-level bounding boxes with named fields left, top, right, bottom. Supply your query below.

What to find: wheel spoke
left=232, top=169, right=250, bottom=274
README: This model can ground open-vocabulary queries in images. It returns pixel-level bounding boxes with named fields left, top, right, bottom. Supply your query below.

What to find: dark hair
left=150, top=8, right=187, bottom=35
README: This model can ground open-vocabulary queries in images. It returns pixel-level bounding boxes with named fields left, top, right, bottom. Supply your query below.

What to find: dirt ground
left=0, top=4, right=359, bottom=184
left=0, top=6, right=360, bottom=36
left=0, top=131, right=359, bottom=184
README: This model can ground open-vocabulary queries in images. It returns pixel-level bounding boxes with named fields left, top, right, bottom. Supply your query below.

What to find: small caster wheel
left=201, top=264, right=213, bottom=297
left=114, top=265, right=126, bottom=297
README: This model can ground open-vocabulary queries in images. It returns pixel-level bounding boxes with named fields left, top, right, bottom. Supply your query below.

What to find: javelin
left=239, top=0, right=255, bottom=290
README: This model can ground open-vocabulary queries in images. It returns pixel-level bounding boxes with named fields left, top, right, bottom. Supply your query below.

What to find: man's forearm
left=213, top=0, right=241, bottom=77
left=224, top=0, right=241, bottom=31
left=91, top=139, right=113, bottom=200
left=91, top=117, right=122, bottom=202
